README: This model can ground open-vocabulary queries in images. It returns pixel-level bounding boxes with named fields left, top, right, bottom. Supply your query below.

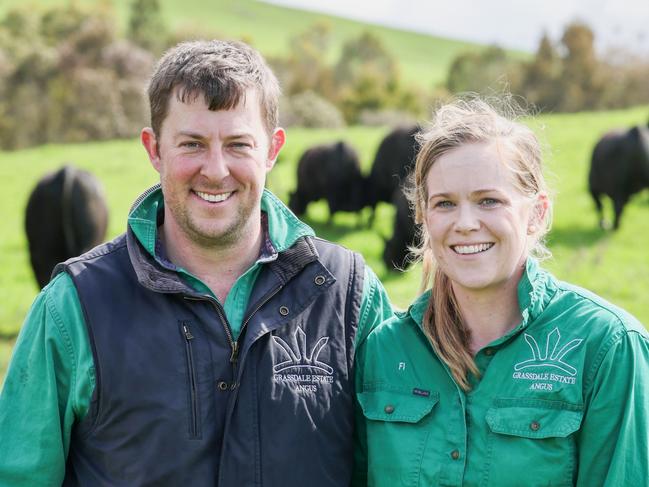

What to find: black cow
left=288, top=141, right=365, bottom=221
left=366, top=125, right=419, bottom=224
left=589, top=123, right=649, bottom=230
left=383, top=188, right=417, bottom=270
left=25, top=165, right=109, bottom=288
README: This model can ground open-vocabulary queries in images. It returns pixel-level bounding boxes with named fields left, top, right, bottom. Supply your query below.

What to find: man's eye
left=231, top=142, right=252, bottom=149
left=180, top=141, right=202, bottom=149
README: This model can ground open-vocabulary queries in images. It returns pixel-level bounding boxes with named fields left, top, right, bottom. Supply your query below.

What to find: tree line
left=0, top=1, right=647, bottom=150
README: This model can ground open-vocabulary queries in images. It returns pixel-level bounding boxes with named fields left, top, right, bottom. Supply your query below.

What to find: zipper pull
left=230, top=341, right=239, bottom=363
left=183, top=323, right=194, bottom=340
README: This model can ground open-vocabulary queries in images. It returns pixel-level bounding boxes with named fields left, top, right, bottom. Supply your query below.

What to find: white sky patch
left=264, top=0, right=649, bottom=54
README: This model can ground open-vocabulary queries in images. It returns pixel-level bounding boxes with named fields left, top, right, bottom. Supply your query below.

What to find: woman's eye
left=434, top=200, right=454, bottom=209
left=480, top=198, right=500, bottom=207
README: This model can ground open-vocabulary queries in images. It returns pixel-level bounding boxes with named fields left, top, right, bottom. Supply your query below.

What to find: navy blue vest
left=56, top=227, right=364, bottom=486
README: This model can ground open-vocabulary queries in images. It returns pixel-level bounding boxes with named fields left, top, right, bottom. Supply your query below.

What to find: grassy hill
left=0, top=0, right=523, bottom=88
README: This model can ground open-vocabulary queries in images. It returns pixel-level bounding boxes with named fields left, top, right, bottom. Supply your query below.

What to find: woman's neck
left=452, top=278, right=523, bottom=355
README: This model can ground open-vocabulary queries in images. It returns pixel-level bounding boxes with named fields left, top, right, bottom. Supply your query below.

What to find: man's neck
left=161, top=219, right=263, bottom=303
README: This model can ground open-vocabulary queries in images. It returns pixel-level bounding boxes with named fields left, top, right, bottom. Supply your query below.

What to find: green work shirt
left=0, top=188, right=394, bottom=486
left=355, top=258, right=649, bottom=487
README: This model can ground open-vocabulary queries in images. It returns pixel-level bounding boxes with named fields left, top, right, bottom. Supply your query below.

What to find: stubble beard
left=167, top=193, right=259, bottom=251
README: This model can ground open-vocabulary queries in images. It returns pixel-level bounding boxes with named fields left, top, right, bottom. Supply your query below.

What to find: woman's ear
left=528, top=193, right=550, bottom=235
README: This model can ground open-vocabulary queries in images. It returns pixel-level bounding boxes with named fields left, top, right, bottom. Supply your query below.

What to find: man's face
left=142, top=89, right=285, bottom=250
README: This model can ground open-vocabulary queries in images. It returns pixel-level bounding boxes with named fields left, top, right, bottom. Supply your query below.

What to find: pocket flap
left=358, top=385, right=439, bottom=423
left=486, top=398, right=583, bottom=439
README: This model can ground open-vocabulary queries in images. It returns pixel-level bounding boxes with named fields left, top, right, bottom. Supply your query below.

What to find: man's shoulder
left=310, top=236, right=363, bottom=261
left=53, top=233, right=129, bottom=279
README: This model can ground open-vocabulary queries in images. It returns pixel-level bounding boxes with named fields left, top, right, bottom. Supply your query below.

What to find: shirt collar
left=408, top=258, right=557, bottom=336
left=127, top=185, right=314, bottom=267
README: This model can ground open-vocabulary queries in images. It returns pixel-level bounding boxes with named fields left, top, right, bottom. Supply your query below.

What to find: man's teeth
left=195, top=191, right=231, bottom=203
left=453, top=243, right=493, bottom=255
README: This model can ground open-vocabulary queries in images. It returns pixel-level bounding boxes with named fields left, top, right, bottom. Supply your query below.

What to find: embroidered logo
left=272, top=326, right=333, bottom=374
left=272, top=326, right=335, bottom=394
left=514, top=327, right=583, bottom=376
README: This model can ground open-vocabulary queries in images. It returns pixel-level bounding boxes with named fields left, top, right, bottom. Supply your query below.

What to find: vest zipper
left=181, top=321, right=200, bottom=438
left=216, top=284, right=284, bottom=486
left=184, top=295, right=237, bottom=363
left=237, top=284, right=284, bottom=357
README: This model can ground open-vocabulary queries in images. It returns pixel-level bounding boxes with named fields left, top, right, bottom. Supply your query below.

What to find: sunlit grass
left=1, top=106, right=649, bottom=382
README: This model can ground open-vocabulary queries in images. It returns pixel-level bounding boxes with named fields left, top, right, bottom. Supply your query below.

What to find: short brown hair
left=147, top=40, right=281, bottom=136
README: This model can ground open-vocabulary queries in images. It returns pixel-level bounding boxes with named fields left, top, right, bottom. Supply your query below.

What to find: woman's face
left=424, top=141, right=545, bottom=296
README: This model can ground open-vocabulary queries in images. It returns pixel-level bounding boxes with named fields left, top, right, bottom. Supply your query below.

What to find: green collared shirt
left=0, top=188, right=393, bottom=486
left=355, top=259, right=649, bottom=487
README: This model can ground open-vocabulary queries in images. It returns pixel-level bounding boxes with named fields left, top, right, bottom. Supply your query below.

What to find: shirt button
left=530, top=421, right=541, bottom=431
left=484, top=348, right=494, bottom=356
left=279, top=306, right=289, bottom=316
left=217, top=381, right=229, bottom=391
left=314, top=275, right=326, bottom=285
left=450, top=449, right=460, bottom=460
left=384, top=405, right=395, bottom=414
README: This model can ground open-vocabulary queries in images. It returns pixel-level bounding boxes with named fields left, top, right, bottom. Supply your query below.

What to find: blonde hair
left=407, top=96, right=551, bottom=390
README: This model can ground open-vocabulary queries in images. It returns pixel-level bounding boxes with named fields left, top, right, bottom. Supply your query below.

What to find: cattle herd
left=289, top=125, right=419, bottom=270
left=22, top=119, right=649, bottom=287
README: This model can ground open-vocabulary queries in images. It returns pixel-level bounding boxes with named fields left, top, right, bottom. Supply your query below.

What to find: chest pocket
left=483, top=398, right=583, bottom=487
left=358, top=385, right=438, bottom=487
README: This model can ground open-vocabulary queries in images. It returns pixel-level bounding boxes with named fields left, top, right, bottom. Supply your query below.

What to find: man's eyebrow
left=175, top=131, right=206, bottom=140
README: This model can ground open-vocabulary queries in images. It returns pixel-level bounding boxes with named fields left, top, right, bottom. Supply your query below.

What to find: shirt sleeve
left=352, top=266, right=391, bottom=487
left=576, top=329, right=649, bottom=486
left=355, top=265, right=394, bottom=349
left=0, top=273, right=95, bottom=486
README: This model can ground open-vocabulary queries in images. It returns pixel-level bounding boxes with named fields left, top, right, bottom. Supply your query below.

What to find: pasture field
left=1, top=106, right=649, bottom=383
left=0, top=0, right=509, bottom=88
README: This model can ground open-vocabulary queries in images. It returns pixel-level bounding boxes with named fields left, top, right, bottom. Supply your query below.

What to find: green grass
left=1, top=107, right=649, bottom=374
left=0, top=0, right=521, bottom=88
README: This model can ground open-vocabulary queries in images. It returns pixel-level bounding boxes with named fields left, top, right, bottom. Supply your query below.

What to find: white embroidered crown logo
left=514, top=327, right=583, bottom=376
left=272, top=326, right=333, bottom=374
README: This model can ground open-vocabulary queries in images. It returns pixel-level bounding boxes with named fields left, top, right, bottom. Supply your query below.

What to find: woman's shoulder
left=551, top=279, right=647, bottom=338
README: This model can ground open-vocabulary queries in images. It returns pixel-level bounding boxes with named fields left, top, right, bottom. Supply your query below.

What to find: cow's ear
left=141, top=128, right=161, bottom=172
left=266, top=127, right=286, bottom=170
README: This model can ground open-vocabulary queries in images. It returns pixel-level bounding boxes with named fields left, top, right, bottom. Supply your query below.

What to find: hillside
left=0, top=0, right=526, bottom=88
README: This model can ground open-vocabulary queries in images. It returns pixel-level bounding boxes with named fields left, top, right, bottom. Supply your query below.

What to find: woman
left=354, top=98, right=649, bottom=486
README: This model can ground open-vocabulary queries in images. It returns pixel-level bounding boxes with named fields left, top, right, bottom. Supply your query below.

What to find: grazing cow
left=25, top=165, right=109, bottom=288
left=589, top=123, right=649, bottom=229
left=366, top=125, right=419, bottom=224
left=383, top=188, right=417, bottom=271
left=288, top=141, right=365, bottom=221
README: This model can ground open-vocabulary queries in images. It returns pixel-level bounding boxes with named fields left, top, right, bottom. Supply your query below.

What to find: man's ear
left=266, top=128, right=286, bottom=171
left=141, top=127, right=161, bottom=173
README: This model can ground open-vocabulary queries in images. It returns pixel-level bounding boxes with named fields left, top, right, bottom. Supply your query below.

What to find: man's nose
left=200, top=148, right=230, bottom=180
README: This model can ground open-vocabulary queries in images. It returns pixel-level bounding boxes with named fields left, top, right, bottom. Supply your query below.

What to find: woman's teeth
left=452, top=243, right=494, bottom=255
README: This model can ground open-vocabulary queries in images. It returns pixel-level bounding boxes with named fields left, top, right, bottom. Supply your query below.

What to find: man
left=0, top=40, right=392, bottom=486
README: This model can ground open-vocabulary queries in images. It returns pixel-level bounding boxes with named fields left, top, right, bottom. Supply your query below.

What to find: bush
left=357, top=109, right=418, bottom=127
left=0, top=5, right=153, bottom=149
left=280, top=91, right=345, bottom=128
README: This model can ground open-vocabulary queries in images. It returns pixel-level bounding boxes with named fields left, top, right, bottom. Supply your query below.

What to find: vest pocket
left=358, top=385, right=439, bottom=486
left=180, top=321, right=202, bottom=439
left=483, top=397, right=583, bottom=486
